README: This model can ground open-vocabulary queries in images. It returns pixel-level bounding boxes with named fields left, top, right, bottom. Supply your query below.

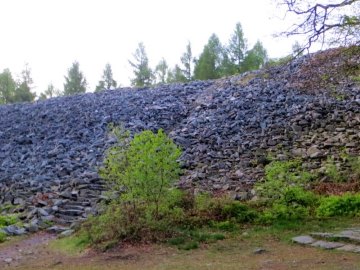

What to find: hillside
left=0, top=47, right=359, bottom=230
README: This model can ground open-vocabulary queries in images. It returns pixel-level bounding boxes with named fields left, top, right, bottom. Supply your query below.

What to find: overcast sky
left=0, top=0, right=301, bottom=94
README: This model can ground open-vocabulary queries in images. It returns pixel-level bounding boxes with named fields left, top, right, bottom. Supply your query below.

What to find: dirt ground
left=1, top=231, right=360, bottom=270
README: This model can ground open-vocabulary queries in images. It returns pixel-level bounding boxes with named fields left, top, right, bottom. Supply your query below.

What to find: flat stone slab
left=292, top=235, right=315, bottom=245
left=310, top=240, right=345, bottom=249
left=336, top=244, right=360, bottom=253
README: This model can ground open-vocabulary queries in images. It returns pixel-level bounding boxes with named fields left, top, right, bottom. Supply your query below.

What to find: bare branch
left=278, top=0, right=360, bottom=52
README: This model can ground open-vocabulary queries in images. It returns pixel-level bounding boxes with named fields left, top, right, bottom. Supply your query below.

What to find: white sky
left=0, top=0, right=301, bottom=95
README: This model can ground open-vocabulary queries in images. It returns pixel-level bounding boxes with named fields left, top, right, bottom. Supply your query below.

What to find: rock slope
left=0, top=49, right=359, bottom=231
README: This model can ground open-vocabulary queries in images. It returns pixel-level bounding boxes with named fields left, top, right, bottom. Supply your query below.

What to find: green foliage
left=95, top=63, right=117, bottom=92
left=63, top=61, right=87, bottom=95
left=255, top=160, right=314, bottom=202
left=227, top=22, right=247, bottom=74
left=265, top=55, right=292, bottom=68
left=168, top=230, right=225, bottom=250
left=51, top=234, right=90, bottom=255
left=0, top=214, right=19, bottom=227
left=193, top=34, right=224, bottom=80
left=180, top=42, right=193, bottom=81
left=324, top=157, right=345, bottom=182
left=211, top=221, right=236, bottom=231
left=39, top=83, right=62, bottom=100
left=102, top=128, right=181, bottom=218
left=0, top=65, right=36, bottom=104
left=85, top=128, right=183, bottom=246
left=154, top=58, right=169, bottom=84
left=317, top=193, right=360, bottom=217
left=221, top=201, right=258, bottom=223
left=0, top=68, right=16, bottom=104
left=349, top=156, right=360, bottom=179
left=241, top=41, right=268, bottom=72
left=258, top=187, right=318, bottom=223
left=129, top=42, right=153, bottom=87
left=0, top=231, right=6, bottom=243
left=167, top=65, right=187, bottom=83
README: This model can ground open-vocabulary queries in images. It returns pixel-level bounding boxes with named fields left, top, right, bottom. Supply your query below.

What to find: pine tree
left=193, top=34, right=224, bottom=80
left=242, top=41, right=268, bottom=72
left=39, top=83, right=61, bottom=100
left=180, top=42, right=193, bottom=81
left=63, top=61, right=87, bottom=96
left=155, top=58, right=169, bottom=84
left=13, top=63, right=36, bottom=103
left=0, top=69, right=16, bottom=104
left=227, top=22, right=247, bottom=74
left=95, top=63, right=117, bottom=92
left=167, top=65, right=187, bottom=83
left=129, top=42, right=153, bottom=87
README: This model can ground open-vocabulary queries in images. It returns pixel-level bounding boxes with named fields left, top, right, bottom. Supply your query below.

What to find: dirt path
left=2, top=232, right=360, bottom=270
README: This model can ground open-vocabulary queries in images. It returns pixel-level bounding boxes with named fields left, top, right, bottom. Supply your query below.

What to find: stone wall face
left=0, top=53, right=359, bottom=228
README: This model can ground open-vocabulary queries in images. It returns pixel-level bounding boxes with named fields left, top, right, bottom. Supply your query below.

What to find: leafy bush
left=101, top=128, right=182, bottom=219
left=258, top=187, right=318, bottom=223
left=0, top=215, right=18, bottom=227
left=317, top=193, right=360, bottom=217
left=255, top=160, right=314, bottom=202
left=349, top=156, right=360, bottom=179
left=324, top=157, right=345, bottom=182
left=0, top=231, right=6, bottom=243
left=84, top=128, right=184, bottom=246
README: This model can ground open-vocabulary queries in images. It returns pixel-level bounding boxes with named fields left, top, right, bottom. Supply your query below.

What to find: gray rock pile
left=0, top=52, right=359, bottom=231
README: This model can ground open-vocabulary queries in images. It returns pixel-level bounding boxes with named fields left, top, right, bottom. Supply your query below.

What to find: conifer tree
left=63, top=61, right=87, bottom=96
left=155, top=58, right=169, bottom=84
left=193, top=34, right=224, bottom=80
left=129, top=42, right=153, bottom=87
left=227, top=22, right=247, bottom=73
left=95, top=63, right=117, bottom=92
left=180, top=42, right=193, bottom=81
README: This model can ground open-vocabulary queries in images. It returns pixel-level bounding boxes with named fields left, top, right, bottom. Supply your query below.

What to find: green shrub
left=84, top=128, right=183, bottom=245
left=211, top=221, right=236, bottom=231
left=257, top=187, right=318, bottom=224
left=255, top=160, right=314, bottom=202
left=221, top=201, right=258, bottom=222
left=317, top=193, right=360, bottom=217
left=0, top=231, right=6, bottom=243
left=259, top=203, right=310, bottom=224
left=0, top=215, right=18, bottom=227
left=192, top=194, right=257, bottom=225
left=324, top=157, right=345, bottom=182
left=281, top=186, right=318, bottom=207
left=349, top=156, right=360, bottom=179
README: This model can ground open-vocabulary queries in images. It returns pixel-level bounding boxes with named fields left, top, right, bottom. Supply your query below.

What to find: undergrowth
left=75, top=126, right=360, bottom=251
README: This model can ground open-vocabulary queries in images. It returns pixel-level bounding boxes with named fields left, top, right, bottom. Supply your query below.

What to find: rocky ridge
left=0, top=49, right=359, bottom=233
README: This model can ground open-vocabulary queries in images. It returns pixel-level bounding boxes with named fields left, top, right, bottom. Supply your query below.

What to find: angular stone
left=336, top=244, right=360, bottom=253
left=292, top=235, right=315, bottom=245
left=310, top=240, right=345, bottom=249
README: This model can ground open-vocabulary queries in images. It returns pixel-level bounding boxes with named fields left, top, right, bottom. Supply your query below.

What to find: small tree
left=95, top=63, right=117, bottom=92
left=129, top=42, right=153, bottom=87
left=0, top=69, right=16, bottom=104
left=227, top=22, right=247, bottom=73
left=101, top=128, right=182, bottom=219
left=194, top=34, right=224, bottom=80
left=180, top=41, right=194, bottom=81
left=155, top=58, right=169, bottom=84
left=13, top=63, right=36, bottom=103
left=242, top=41, right=268, bottom=71
left=63, top=61, right=87, bottom=96
left=39, top=83, right=62, bottom=100
left=167, top=65, right=187, bottom=83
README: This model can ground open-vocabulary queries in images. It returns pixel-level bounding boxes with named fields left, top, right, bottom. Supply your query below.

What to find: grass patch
left=50, top=234, right=90, bottom=255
